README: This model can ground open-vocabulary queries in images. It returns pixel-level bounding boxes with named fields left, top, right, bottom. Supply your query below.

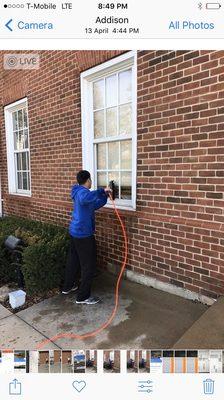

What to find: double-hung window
left=81, top=51, right=137, bottom=209
left=4, top=98, right=31, bottom=195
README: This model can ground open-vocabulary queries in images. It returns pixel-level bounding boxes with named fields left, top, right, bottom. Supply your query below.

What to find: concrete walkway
left=0, top=272, right=209, bottom=349
left=173, top=296, right=224, bottom=349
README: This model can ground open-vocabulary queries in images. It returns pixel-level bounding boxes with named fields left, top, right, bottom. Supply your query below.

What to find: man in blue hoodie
left=62, top=170, right=111, bottom=305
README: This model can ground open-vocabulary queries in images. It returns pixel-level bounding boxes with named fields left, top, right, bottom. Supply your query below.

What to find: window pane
left=119, top=104, right=132, bottom=135
left=93, top=80, right=104, bottom=110
left=27, top=153, right=30, bottom=171
left=22, top=152, right=27, bottom=170
left=97, top=143, right=106, bottom=170
left=97, top=172, right=107, bottom=188
left=18, top=131, right=24, bottom=151
left=18, top=110, right=23, bottom=130
left=108, top=172, right=119, bottom=196
left=121, top=172, right=132, bottom=199
left=23, top=108, right=28, bottom=128
left=16, top=153, right=22, bottom=171
left=121, top=140, right=132, bottom=169
left=94, top=110, right=104, bottom=138
left=12, top=111, right=18, bottom=131
left=108, top=142, right=119, bottom=170
left=106, top=74, right=117, bottom=107
left=27, top=173, right=30, bottom=190
left=17, top=172, right=22, bottom=190
left=22, top=172, right=28, bottom=191
left=14, top=132, right=24, bottom=151
left=14, top=132, right=18, bottom=150
left=24, top=129, right=29, bottom=149
left=119, top=69, right=132, bottom=104
left=106, top=107, right=117, bottom=137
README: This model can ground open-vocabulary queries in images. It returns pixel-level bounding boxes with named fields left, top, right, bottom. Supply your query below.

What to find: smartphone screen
left=0, top=1, right=223, bottom=399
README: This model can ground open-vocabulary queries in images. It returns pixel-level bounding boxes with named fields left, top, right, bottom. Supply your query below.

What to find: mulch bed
left=0, top=287, right=60, bottom=314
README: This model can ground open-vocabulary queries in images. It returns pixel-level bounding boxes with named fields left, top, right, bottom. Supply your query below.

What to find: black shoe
left=62, top=285, right=78, bottom=295
left=76, top=296, right=101, bottom=305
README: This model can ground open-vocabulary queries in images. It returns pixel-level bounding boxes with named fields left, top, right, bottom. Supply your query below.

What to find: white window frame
left=4, top=98, right=31, bottom=196
left=81, top=51, right=137, bottom=210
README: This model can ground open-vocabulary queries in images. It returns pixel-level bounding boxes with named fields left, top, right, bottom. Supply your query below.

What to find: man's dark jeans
left=63, top=235, right=96, bottom=301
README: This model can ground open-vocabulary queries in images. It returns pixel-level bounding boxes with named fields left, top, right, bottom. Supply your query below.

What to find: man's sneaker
left=76, top=296, right=101, bottom=305
left=61, top=285, right=78, bottom=295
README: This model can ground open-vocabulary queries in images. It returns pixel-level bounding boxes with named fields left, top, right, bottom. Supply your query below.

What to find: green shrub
left=0, top=216, right=70, bottom=294
left=14, top=227, right=41, bottom=246
left=0, top=216, right=66, bottom=241
left=22, top=234, right=69, bottom=295
left=0, top=233, right=17, bottom=283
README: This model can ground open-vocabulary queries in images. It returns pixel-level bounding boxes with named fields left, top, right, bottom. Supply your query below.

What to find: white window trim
left=4, top=97, right=31, bottom=197
left=81, top=51, right=137, bottom=211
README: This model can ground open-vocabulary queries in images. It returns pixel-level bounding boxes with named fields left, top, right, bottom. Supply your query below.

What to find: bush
left=0, top=233, right=17, bottom=283
left=22, top=234, right=69, bottom=294
left=0, top=216, right=70, bottom=294
left=14, top=227, right=41, bottom=246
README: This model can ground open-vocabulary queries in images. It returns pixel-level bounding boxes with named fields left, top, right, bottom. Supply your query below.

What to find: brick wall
left=104, top=350, right=120, bottom=369
left=0, top=50, right=224, bottom=300
left=139, top=350, right=150, bottom=370
left=62, top=350, right=72, bottom=364
left=54, top=350, right=61, bottom=363
left=39, top=351, right=49, bottom=365
left=127, top=350, right=138, bottom=369
left=86, top=350, right=97, bottom=366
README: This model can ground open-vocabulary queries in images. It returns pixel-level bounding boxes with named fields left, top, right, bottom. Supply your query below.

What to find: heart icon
left=72, top=380, right=86, bottom=393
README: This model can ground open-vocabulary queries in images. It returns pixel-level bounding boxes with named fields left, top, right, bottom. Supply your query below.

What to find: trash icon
left=203, top=379, right=215, bottom=395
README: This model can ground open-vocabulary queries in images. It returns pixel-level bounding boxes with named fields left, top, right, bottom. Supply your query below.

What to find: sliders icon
left=138, top=380, right=153, bottom=393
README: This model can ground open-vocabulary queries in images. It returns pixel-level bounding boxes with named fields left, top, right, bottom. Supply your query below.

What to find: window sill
left=105, top=203, right=136, bottom=212
left=7, top=192, right=32, bottom=199
left=98, top=203, right=137, bottom=217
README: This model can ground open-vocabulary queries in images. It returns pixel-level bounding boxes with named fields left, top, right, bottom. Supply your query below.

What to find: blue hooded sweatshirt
left=69, top=185, right=108, bottom=238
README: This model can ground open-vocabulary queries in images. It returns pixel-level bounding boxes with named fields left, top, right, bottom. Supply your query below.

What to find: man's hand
left=104, top=187, right=112, bottom=195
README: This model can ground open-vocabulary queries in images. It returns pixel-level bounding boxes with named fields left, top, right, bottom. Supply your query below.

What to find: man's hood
left=71, top=184, right=86, bottom=199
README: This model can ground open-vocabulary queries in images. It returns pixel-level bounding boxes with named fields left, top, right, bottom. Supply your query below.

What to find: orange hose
left=37, top=194, right=128, bottom=349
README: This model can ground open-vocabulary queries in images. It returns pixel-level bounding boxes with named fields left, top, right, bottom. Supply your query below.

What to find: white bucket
left=9, top=290, right=26, bottom=309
